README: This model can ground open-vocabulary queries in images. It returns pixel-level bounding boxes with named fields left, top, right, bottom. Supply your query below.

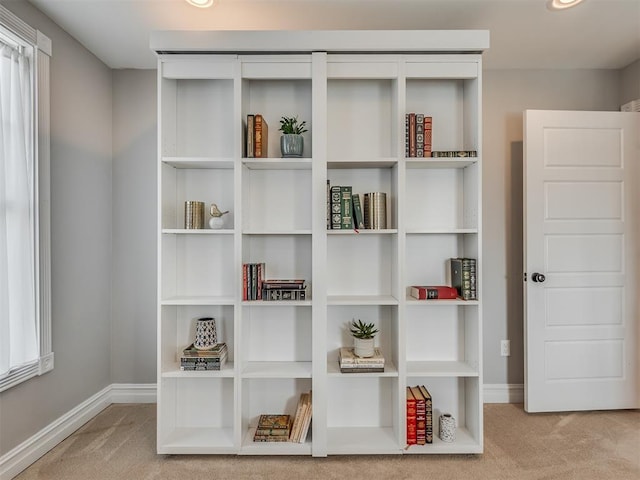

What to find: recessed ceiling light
left=186, top=0, right=215, bottom=7
left=547, top=0, right=585, bottom=10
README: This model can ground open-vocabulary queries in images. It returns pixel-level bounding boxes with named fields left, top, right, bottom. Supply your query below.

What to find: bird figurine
left=209, top=203, right=229, bottom=229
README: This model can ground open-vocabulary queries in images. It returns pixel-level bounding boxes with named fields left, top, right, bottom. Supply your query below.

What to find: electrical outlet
left=500, top=340, right=511, bottom=357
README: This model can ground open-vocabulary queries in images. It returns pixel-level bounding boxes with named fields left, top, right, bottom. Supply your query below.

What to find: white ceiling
left=24, top=0, right=640, bottom=70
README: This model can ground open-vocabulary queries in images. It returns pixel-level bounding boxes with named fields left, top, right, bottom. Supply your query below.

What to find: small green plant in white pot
left=350, top=319, right=379, bottom=358
left=278, top=115, right=308, bottom=158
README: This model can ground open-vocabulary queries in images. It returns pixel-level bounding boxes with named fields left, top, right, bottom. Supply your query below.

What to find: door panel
left=524, top=109, right=639, bottom=413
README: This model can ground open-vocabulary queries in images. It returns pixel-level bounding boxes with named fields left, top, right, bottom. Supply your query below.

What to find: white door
left=524, top=110, right=639, bottom=413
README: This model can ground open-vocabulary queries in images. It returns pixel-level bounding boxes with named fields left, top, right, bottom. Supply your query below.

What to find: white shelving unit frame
left=155, top=30, right=487, bottom=457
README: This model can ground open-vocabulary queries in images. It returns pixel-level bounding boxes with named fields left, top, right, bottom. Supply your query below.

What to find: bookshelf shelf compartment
left=162, top=157, right=235, bottom=169
left=328, top=158, right=398, bottom=169
left=326, top=427, right=400, bottom=455
left=157, top=31, right=485, bottom=457
left=241, top=361, right=312, bottom=378
left=403, top=427, right=482, bottom=455
left=240, top=428, right=312, bottom=455
left=161, top=295, right=235, bottom=306
left=405, top=158, right=478, bottom=169
left=160, top=427, right=236, bottom=455
left=162, top=229, right=234, bottom=235
left=406, top=360, right=478, bottom=377
left=327, top=295, right=399, bottom=305
left=327, top=229, right=398, bottom=235
left=162, top=361, right=236, bottom=378
left=243, top=158, right=312, bottom=170
left=327, top=361, right=398, bottom=377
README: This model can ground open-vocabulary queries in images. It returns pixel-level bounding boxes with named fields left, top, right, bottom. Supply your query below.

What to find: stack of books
left=406, top=385, right=433, bottom=446
left=180, top=343, right=228, bottom=371
left=290, top=391, right=313, bottom=443
left=339, top=347, right=385, bottom=373
left=262, top=279, right=307, bottom=301
left=253, top=414, right=291, bottom=442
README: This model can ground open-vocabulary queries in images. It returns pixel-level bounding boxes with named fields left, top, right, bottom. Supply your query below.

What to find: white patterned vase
left=439, top=413, right=456, bottom=443
left=194, top=317, right=217, bottom=350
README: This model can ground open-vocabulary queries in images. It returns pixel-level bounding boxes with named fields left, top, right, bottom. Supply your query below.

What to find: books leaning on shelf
left=180, top=343, right=228, bottom=371
left=448, top=257, right=477, bottom=300
left=410, top=285, right=458, bottom=300
left=405, top=113, right=432, bottom=157
left=419, top=385, right=434, bottom=444
left=290, top=391, right=313, bottom=443
left=246, top=113, right=269, bottom=158
left=253, top=414, right=291, bottom=442
left=408, top=385, right=433, bottom=445
left=339, top=347, right=385, bottom=373
left=352, top=193, right=365, bottom=229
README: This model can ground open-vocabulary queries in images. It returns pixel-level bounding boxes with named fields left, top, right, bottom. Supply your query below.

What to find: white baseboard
left=110, top=383, right=157, bottom=404
left=0, top=383, right=156, bottom=480
left=483, top=383, right=524, bottom=404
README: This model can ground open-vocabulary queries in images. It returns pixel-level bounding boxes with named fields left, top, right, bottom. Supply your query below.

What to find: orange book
left=254, top=114, right=269, bottom=158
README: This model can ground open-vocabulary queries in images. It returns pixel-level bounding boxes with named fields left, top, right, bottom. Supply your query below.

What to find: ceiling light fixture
left=547, top=0, right=585, bottom=10
left=186, top=0, right=215, bottom=8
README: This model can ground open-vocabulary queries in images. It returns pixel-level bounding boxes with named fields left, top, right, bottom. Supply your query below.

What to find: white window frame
left=0, top=4, right=52, bottom=392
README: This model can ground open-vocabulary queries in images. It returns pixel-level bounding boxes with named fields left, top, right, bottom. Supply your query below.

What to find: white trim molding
left=483, top=383, right=524, bottom=404
left=110, top=383, right=157, bottom=404
left=0, top=384, right=156, bottom=480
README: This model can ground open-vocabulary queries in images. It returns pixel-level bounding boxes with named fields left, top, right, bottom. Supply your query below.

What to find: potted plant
left=350, top=319, right=379, bottom=358
left=278, top=115, right=308, bottom=158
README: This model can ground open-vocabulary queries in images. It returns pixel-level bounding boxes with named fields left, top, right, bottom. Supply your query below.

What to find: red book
left=410, top=285, right=458, bottom=300
left=410, top=386, right=426, bottom=445
left=406, top=387, right=417, bottom=445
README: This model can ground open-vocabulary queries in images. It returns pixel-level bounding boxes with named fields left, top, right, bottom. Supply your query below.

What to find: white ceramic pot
left=353, top=337, right=375, bottom=358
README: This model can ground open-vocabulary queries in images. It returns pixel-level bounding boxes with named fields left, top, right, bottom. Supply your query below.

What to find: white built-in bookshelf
left=154, top=30, right=487, bottom=457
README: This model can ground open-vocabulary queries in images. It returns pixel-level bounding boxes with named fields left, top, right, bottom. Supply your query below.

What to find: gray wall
left=0, top=0, right=112, bottom=456
left=482, top=69, right=623, bottom=384
left=111, top=70, right=157, bottom=383
left=620, top=58, right=640, bottom=106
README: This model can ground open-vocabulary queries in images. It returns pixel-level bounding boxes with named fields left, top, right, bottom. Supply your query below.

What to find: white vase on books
left=353, top=337, right=375, bottom=358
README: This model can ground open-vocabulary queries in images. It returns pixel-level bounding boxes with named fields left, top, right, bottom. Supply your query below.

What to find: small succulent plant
left=279, top=116, right=308, bottom=135
left=349, top=319, right=379, bottom=339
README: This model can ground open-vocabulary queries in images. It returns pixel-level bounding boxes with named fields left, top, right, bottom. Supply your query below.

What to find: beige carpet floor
left=14, top=404, right=640, bottom=480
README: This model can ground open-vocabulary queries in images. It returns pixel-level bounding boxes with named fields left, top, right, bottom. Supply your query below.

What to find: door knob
left=531, top=272, right=546, bottom=283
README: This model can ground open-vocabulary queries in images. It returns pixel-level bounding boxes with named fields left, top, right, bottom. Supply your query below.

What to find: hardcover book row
left=242, top=262, right=307, bottom=301
left=327, top=182, right=387, bottom=230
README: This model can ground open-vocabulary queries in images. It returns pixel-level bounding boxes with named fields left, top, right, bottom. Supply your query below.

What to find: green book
left=341, top=186, right=353, bottom=229
left=352, top=193, right=364, bottom=229
left=330, top=185, right=342, bottom=229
